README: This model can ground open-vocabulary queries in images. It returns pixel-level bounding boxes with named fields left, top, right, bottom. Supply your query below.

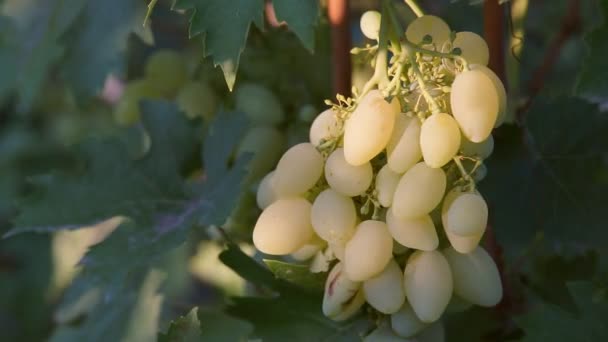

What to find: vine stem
left=360, top=0, right=391, bottom=97
left=328, top=0, right=352, bottom=96
left=403, top=0, right=425, bottom=17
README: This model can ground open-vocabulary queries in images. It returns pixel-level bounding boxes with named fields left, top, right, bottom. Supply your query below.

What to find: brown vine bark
left=484, top=0, right=506, bottom=84
left=328, top=0, right=352, bottom=96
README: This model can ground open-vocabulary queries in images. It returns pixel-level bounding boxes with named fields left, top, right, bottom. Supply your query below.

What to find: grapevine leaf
left=444, top=307, right=502, bottom=342
left=158, top=308, right=202, bottom=342
left=61, top=0, right=147, bottom=99
left=198, top=309, right=254, bottom=342
left=219, top=244, right=372, bottom=341
left=49, top=269, right=166, bottom=342
left=481, top=98, right=608, bottom=259
left=7, top=101, right=197, bottom=236
left=516, top=282, right=608, bottom=341
left=272, top=0, right=319, bottom=51
left=0, top=16, right=19, bottom=103
left=576, top=0, right=608, bottom=99
left=173, top=0, right=264, bottom=90
left=263, top=259, right=325, bottom=292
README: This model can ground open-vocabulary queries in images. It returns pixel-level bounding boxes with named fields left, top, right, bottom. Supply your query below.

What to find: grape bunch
left=113, top=49, right=218, bottom=125
left=252, top=11, right=505, bottom=341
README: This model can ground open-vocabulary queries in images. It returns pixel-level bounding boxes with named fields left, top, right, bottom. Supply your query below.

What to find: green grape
left=360, top=10, right=381, bottom=40
left=235, top=83, right=285, bottom=125
left=452, top=31, right=489, bottom=66
left=236, top=125, right=285, bottom=182
left=113, top=79, right=164, bottom=126
left=144, top=49, right=188, bottom=97
left=176, top=81, right=218, bottom=121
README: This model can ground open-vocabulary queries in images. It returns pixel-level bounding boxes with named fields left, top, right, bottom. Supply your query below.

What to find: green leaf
left=159, top=308, right=203, bottom=342
left=7, top=101, right=197, bottom=236
left=272, top=0, right=319, bottom=51
left=481, top=98, right=608, bottom=259
left=516, top=282, right=608, bottom=341
left=264, top=259, right=325, bottom=292
left=576, top=1, right=608, bottom=99
left=173, top=0, right=264, bottom=90
left=199, top=309, right=254, bottom=342
left=61, top=0, right=146, bottom=99
left=219, top=243, right=280, bottom=290
left=49, top=269, right=166, bottom=342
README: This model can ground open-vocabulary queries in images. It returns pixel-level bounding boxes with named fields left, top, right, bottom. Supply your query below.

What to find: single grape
left=309, top=108, right=340, bottom=147
left=442, top=190, right=488, bottom=236
left=113, top=79, right=164, bottom=126
left=420, top=113, right=461, bottom=168
left=460, top=134, right=494, bottom=159
left=256, top=171, right=279, bottom=209
left=176, top=81, right=218, bottom=120
left=450, top=69, right=499, bottom=142
left=452, top=31, right=489, bottom=66
left=392, top=162, right=446, bottom=218
left=386, top=114, right=422, bottom=173
left=344, top=220, right=394, bottom=281
left=323, top=262, right=365, bottom=321
left=235, top=83, right=285, bottom=125
left=237, top=126, right=285, bottom=182
left=443, top=224, right=483, bottom=254
left=443, top=246, right=503, bottom=307
left=311, top=189, right=357, bottom=245
left=344, top=90, right=399, bottom=165
left=252, top=198, right=314, bottom=255
left=470, top=64, right=507, bottom=128
left=274, top=143, right=324, bottom=196
left=375, top=165, right=402, bottom=207
left=404, top=250, right=453, bottom=323
left=405, top=15, right=451, bottom=46
left=364, top=322, right=408, bottom=342
left=325, top=148, right=373, bottom=196
left=472, top=163, right=488, bottom=182
left=144, top=49, right=188, bottom=97
left=363, top=259, right=406, bottom=314
left=291, top=234, right=325, bottom=261
left=390, top=301, right=428, bottom=338
left=386, top=209, right=438, bottom=251
left=360, top=10, right=382, bottom=40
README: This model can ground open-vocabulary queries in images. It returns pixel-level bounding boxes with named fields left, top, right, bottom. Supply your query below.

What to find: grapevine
left=252, top=1, right=505, bottom=339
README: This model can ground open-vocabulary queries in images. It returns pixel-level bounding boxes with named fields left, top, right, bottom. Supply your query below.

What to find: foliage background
left=0, top=0, right=607, bottom=341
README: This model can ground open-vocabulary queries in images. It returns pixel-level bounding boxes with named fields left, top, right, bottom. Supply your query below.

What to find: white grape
left=386, top=209, right=438, bottom=251
left=325, top=148, right=373, bottom=196
left=390, top=301, right=428, bottom=338
left=443, top=225, right=483, bottom=254
left=344, top=220, right=394, bottom=281
left=323, top=262, right=365, bottom=321
left=329, top=241, right=346, bottom=261
left=420, top=113, right=461, bottom=168
left=291, top=234, right=325, bottom=261
left=252, top=198, right=313, bottom=255
left=472, top=163, right=487, bottom=182
left=309, top=108, right=340, bottom=147
left=386, top=114, right=422, bottom=173
left=470, top=64, right=507, bottom=128
left=274, top=143, right=323, bottom=196
left=376, top=165, right=402, bottom=207
left=235, top=83, right=285, bottom=124
left=442, top=190, right=488, bottom=237
left=452, top=31, right=489, bottom=66
left=392, top=162, right=446, bottom=218
left=403, top=250, right=453, bottom=323
left=461, top=134, right=494, bottom=159
left=360, top=10, right=382, bottom=40
left=364, top=322, right=412, bottom=342
left=405, top=15, right=451, bottom=45
left=450, top=69, right=499, bottom=142
left=363, top=259, right=406, bottom=314
left=256, top=171, right=279, bottom=209
left=443, top=246, right=503, bottom=307
left=311, top=189, right=357, bottom=244
left=344, top=90, right=399, bottom=165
